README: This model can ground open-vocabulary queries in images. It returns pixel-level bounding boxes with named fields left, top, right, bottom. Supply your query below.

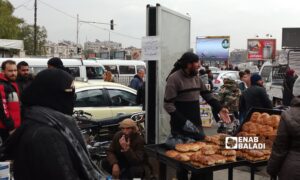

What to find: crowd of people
left=0, top=53, right=299, bottom=179
left=0, top=57, right=149, bottom=180
left=0, top=58, right=103, bottom=180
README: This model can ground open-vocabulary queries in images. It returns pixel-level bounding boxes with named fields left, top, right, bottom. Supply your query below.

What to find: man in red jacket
left=0, top=60, right=21, bottom=142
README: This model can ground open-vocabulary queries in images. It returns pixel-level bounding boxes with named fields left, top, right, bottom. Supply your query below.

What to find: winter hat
left=166, top=52, right=199, bottom=80
left=47, top=57, right=64, bottom=68
left=251, top=74, right=262, bottom=85
left=119, top=119, right=138, bottom=131
left=176, top=52, right=199, bottom=68
left=293, top=77, right=300, bottom=97
left=286, top=69, right=295, bottom=77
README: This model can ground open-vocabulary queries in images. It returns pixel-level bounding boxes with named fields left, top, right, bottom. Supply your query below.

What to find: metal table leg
left=250, top=167, right=255, bottom=180
left=228, top=167, right=233, bottom=180
left=159, top=162, right=167, bottom=180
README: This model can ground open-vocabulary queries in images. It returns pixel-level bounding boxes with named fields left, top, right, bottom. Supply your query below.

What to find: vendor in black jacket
left=239, top=74, right=273, bottom=122
left=164, top=52, right=230, bottom=180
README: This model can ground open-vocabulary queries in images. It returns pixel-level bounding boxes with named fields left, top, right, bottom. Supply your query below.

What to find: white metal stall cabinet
left=145, top=4, right=191, bottom=144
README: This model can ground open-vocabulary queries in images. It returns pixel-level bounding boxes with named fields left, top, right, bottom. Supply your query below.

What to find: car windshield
left=86, top=66, right=105, bottom=79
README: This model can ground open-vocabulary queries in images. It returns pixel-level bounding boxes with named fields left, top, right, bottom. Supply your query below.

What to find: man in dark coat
left=104, top=119, right=146, bottom=179
left=282, top=69, right=298, bottom=106
left=129, top=69, right=145, bottom=90
left=2, top=69, right=101, bottom=180
left=239, top=74, right=272, bottom=122
left=267, top=77, right=300, bottom=179
left=16, top=61, right=34, bottom=96
left=238, top=71, right=249, bottom=92
left=136, top=82, right=145, bottom=110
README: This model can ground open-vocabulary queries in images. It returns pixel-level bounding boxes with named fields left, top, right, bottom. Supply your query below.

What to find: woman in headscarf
left=282, top=69, right=298, bottom=106
left=47, top=57, right=72, bottom=74
left=2, top=69, right=101, bottom=180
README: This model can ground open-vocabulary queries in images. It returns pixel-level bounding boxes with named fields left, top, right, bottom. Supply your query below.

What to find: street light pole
left=33, top=0, right=37, bottom=55
left=77, top=14, right=79, bottom=46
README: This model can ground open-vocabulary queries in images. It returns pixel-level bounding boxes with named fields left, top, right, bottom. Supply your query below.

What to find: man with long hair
left=164, top=52, right=230, bottom=180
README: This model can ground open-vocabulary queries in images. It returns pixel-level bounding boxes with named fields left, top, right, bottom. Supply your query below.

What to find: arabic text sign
left=142, top=36, right=160, bottom=61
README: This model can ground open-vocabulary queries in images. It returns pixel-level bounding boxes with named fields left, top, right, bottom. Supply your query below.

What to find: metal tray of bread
left=145, top=143, right=247, bottom=173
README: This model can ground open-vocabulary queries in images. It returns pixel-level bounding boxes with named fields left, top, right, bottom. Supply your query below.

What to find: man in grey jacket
left=164, top=52, right=230, bottom=180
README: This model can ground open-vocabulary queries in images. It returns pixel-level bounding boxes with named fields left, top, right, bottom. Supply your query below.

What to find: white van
left=259, top=61, right=289, bottom=105
left=88, top=59, right=146, bottom=85
left=0, top=58, right=105, bottom=81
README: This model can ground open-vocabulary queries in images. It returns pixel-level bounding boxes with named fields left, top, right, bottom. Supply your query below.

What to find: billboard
left=247, top=39, right=276, bottom=60
left=282, top=28, right=300, bottom=49
left=196, top=36, right=230, bottom=61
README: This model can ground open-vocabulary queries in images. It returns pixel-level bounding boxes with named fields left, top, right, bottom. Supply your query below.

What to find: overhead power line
left=38, top=0, right=76, bottom=19
left=37, top=0, right=141, bottom=41
left=15, top=0, right=33, bottom=10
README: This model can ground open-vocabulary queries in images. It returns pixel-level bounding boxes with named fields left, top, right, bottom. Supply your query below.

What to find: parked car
left=209, top=66, right=221, bottom=72
left=212, top=71, right=240, bottom=92
left=74, top=81, right=143, bottom=120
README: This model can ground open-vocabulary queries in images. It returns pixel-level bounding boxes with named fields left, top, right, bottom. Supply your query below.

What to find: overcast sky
left=10, top=0, right=300, bottom=50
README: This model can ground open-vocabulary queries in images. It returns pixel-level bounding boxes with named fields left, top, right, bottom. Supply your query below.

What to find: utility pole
left=33, top=0, right=37, bottom=55
left=76, top=14, right=79, bottom=46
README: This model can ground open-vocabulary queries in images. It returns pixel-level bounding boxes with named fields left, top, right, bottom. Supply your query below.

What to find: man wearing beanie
left=104, top=119, right=146, bottom=179
left=239, top=74, right=272, bottom=122
left=164, top=52, right=230, bottom=180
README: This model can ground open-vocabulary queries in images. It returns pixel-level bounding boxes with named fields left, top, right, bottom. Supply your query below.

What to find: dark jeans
left=212, top=108, right=220, bottom=122
left=239, top=111, right=246, bottom=125
left=102, top=159, right=145, bottom=179
left=0, top=129, right=9, bottom=144
left=177, top=169, right=213, bottom=180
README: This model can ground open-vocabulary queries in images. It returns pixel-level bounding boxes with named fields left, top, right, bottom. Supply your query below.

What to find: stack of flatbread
left=164, top=134, right=237, bottom=167
left=236, top=149, right=271, bottom=161
left=235, top=112, right=280, bottom=161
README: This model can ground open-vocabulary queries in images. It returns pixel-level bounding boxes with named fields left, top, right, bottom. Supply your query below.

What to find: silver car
left=212, top=71, right=240, bottom=92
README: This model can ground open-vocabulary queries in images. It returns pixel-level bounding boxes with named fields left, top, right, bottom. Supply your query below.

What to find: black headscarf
left=166, top=52, right=199, bottom=80
left=21, top=69, right=75, bottom=115
left=48, top=57, right=64, bottom=67
left=47, top=57, right=72, bottom=74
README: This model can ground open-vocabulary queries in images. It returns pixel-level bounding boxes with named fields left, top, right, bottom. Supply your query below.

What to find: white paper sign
left=141, top=36, right=160, bottom=61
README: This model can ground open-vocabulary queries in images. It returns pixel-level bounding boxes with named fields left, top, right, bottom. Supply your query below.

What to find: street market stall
left=146, top=108, right=282, bottom=180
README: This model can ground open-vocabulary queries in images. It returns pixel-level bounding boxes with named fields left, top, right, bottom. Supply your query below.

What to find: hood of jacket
left=0, top=73, right=9, bottom=82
